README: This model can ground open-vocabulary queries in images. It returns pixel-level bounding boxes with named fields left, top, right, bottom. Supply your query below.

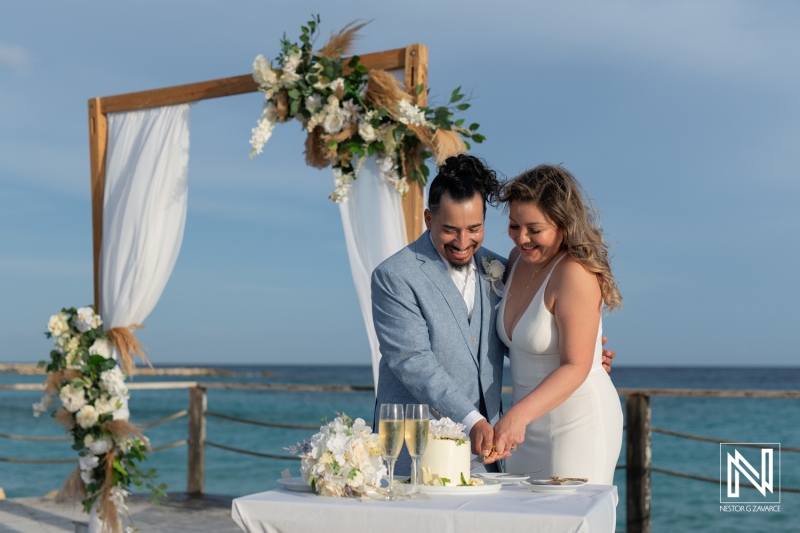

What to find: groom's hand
left=601, top=336, right=615, bottom=373
left=470, top=419, right=494, bottom=459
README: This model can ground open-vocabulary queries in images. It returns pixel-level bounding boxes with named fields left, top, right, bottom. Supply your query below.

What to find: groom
left=372, top=154, right=612, bottom=475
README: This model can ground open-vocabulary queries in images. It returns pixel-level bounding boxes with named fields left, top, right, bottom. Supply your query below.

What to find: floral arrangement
left=428, top=417, right=468, bottom=445
left=33, top=307, right=164, bottom=533
left=249, top=15, right=485, bottom=202
left=286, top=413, right=386, bottom=497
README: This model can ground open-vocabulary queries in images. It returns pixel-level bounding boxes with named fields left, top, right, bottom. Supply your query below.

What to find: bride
left=491, top=164, right=623, bottom=484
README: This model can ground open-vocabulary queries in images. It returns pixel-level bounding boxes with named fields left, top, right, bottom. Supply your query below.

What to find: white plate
left=419, top=480, right=503, bottom=495
left=523, top=480, right=586, bottom=494
left=277, top=477, right=314, bottom=493
left=473, top=472, right=530, bottom=484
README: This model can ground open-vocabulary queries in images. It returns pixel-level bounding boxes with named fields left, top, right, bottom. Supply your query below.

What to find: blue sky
left=1, top=1, right=798, bottom=366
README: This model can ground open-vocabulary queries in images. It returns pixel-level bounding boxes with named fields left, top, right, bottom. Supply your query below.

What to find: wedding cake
left=420, top=418, right=482, bottom=486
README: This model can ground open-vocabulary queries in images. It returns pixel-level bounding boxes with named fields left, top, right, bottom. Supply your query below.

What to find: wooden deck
left=0, top=493, right=241, bottom=532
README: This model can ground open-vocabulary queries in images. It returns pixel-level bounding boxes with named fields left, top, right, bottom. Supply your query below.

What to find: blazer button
left=472, top=337, right=477, bottom=343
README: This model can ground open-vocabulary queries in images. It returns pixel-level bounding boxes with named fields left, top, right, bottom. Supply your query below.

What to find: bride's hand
left=492, top=410, right=527, bottom=459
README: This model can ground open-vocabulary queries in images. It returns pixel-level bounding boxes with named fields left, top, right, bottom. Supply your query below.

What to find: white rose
left=358, top=121, right=376, bottom=143
left=47, top=313, right=70, bottom=337
left=322, top=107, right=346, bottom=134
left=71, top=307, right=102, bottom=333
left=59, top=384, right=86, bottom=413
left=88, top=338, right=116, bottom=360
left=487, top=259, right=504, bottom=279
left=94, top=395, right=115, bottom=415
left=76, top=405, right=99, bottom=429
left=345, top=438, right=369, bottom=466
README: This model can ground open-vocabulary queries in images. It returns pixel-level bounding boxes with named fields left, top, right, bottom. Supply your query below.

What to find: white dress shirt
left=430, top=235, right=486, bottom=435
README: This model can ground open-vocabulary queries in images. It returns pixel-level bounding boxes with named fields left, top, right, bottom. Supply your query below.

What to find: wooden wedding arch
left=87, top=44, right=430, bottom=310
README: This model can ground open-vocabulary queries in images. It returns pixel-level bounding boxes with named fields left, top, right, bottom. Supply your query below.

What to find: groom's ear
left=424, top=209, right=432, bottom=230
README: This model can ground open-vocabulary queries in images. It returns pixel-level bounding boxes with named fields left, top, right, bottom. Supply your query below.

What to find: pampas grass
left=105, top=326, right=150, bottom=376
left=317, top=20, right=370, bottom=59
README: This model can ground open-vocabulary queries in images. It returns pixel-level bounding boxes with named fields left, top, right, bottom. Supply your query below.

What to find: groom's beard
left=448, top=260, right=470, bottom=271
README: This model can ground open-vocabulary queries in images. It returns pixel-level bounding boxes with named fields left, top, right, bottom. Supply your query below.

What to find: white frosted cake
left=419, top=418, right=482, bottom=486
left=420, top=437, right=471, bottom=486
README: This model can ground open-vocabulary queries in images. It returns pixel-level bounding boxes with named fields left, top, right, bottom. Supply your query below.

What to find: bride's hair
left=499, top=164, right=622, bottom=311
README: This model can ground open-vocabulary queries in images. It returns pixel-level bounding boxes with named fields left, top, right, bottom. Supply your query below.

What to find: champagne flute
left=404, top=404, right=430, bottom=492
left=379, top=403, right=405, bottom=501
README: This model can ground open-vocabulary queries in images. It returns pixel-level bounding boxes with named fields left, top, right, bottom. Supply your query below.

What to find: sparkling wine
left=379, top=419, right=405, bottom=458
left=404, top=419, right=430, bottom=457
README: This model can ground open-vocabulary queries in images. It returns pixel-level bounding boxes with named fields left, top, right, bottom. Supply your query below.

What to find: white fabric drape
left=100, top=105, right=190, bottom=329
left=337, top=158, right=409, bottom=389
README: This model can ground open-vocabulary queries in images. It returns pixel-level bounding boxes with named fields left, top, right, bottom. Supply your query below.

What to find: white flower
left=305, top=94, right=322, bottom=112
left=376, top=124, right=397, bottom=153
left=47, top=313, right=70, bottom=337
left=112, top=396, right=130, bottom=421
left=328, top=78, right=345, bottom=94
left=397, top=99, right=428, bottom=127
left=322, top=107, right=346, bottom=135
left=482, top=257, right=505, bottom=281
left=252, top=54, right=277, bottom=88
left=80, top=469, right=94, bottom=485
left=358, top=120, right=376, bottom=143
left=341, top=100, right=360, bottom=121
left=59, top=384, right=86, bottom=413
left=76, top=405, right=99, bottom=429
left=86, top=434, right=113, bottom=455
left=281, top=50, right=303, bottom=84
left=71, top=307, right=102, bottom=333
left=88, top=338, right=116, bottom=360
left=429, top=417, right=468, bottom=440
left=79, top=454, right=99, bottom=472
left=110, top=486, right=131, bottom=514
left=100, top=367, right=128, bottom=397
left=94, top=395, right=115, bottom=415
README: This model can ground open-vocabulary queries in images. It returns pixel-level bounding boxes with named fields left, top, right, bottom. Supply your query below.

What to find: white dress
left=497, top=255, right=623, bottom=484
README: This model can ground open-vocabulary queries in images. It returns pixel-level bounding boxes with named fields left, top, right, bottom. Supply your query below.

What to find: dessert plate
left=523, top=479, right=586, bottom=494
left=473, top=472, right=530, bottom=484
left=277, top=477, right=314, bottom=493
left=419, top=480, right=502, bottom=495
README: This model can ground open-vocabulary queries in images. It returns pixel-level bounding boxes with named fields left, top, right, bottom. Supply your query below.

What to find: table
left=232, top=484, right=617, bottom=533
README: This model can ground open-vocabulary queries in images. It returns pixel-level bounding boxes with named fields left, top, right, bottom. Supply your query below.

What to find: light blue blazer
left=372, top=231, right=507, bottom=473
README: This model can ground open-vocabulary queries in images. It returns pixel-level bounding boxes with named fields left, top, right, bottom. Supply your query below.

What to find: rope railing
left=0, top=432, right=71, bottom=442
left=206, top=410, right=320, bottom=430
left=205, top=440, right=298, bottom=461
left=648, top=466, right=800, bottom=494
left=141, top=409, right=188, bottom=429
left=652, top=426, right=800, bottom=453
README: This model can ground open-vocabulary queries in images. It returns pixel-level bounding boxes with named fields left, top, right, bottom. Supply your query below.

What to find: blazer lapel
left=475, top=250, right=494, bottom=366
left=415, top=233, right=478, bottom=367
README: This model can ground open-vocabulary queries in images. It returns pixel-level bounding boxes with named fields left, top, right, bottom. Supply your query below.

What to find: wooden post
left=187, top=386, right=207, bottom=494
left=402, top=44, right=429, bottom=244
left=88, top=97, right=108, bottom=313
left=626, top=394, right=651, bottom=533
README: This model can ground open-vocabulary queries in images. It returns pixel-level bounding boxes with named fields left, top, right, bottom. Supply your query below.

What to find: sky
left=1, top=1, right=799, bottom=367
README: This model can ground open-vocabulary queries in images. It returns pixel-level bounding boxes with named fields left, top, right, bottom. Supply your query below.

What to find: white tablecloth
left=232, top=484, right=617, bottom=533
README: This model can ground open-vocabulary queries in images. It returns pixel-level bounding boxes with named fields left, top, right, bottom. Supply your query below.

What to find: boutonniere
left=481, top=255, right=506, bottom=297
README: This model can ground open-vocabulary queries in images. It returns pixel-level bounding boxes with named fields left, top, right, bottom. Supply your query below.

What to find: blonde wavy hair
left=500, top=164, right=622, bottom=311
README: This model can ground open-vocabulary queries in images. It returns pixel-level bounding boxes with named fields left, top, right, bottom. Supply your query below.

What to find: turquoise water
left=1, top=365, right=798, bottom=532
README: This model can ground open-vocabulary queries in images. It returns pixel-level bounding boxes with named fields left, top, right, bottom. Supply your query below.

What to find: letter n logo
left=720, top=443, right=780, bottom=504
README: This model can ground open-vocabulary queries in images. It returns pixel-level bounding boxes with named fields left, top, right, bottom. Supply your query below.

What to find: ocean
left=1, top=365, right=798, bottom=532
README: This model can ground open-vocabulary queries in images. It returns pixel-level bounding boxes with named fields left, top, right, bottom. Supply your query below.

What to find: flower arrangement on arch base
left=34, top=307, right=166, bottom=533
left=250, top=15, right=486, bottom=203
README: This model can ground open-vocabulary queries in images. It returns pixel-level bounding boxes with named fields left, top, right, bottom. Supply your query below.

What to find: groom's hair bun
left=428, top=154, right=500, bottom=214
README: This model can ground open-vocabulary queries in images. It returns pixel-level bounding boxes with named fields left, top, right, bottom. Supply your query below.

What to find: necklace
left=523, top=253, right=560, bottom=292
